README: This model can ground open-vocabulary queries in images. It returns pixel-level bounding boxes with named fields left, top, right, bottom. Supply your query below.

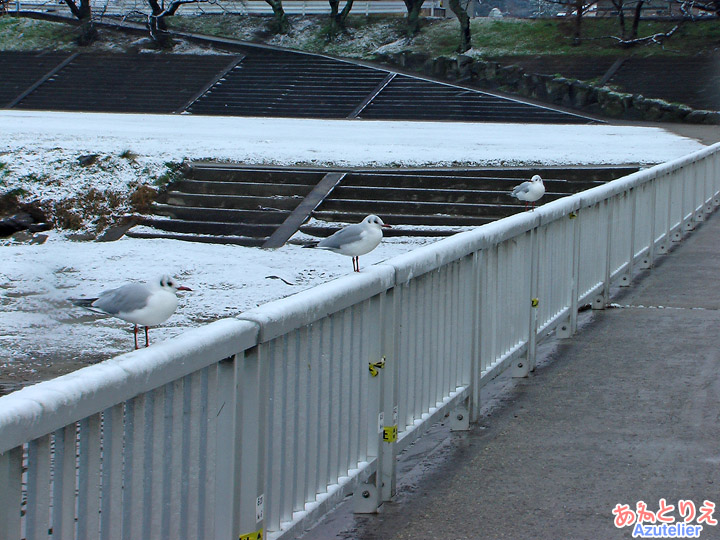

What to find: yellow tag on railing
left=369, top=357, right=386, bottom=377
left=382, top=425, right=398, bottom=443
left=531, top=298, right=539, bottom=308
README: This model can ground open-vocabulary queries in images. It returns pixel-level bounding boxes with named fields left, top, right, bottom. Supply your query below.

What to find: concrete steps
left=128, top=163, right=637, bottom=246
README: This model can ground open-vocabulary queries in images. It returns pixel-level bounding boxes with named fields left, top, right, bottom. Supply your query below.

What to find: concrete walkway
left=305, top=191, right=720, bottom=538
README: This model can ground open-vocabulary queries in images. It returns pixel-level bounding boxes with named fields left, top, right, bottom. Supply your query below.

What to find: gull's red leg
left=145, top=326, right=150, bottom=348
left=134, top=325, right=139, bottom=350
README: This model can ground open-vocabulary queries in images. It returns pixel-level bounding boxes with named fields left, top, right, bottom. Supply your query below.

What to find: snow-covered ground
left=0, top=110, right=707, bottom=392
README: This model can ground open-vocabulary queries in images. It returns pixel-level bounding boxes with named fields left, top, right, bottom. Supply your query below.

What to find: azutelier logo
left=612, top=499, right=717, bottom=538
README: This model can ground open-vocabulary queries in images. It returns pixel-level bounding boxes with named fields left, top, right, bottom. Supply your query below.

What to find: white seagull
left=72, top=275, right=191, bottom=350
left=511, top=175, right=545, bottom=211
left=306, top=215, right=391, bottom=272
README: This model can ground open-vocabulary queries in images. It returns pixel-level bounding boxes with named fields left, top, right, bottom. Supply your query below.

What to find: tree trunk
left=404, top=0, right=425, bottom=36
left=63, top=0, right=98, bottom=45
left=338, top=0, right=355, bottom=25
left=629, top=0, right=644, bottom=41
left=611, top=0, right=627, bottom=39
left=327, top=0, right=355, bottom=38
left=572, top=0, right=583, bottom=45
left=147, top=0, right=168, bottom=31
left=447, top=0, right=471, bottom=52
left=265, top=0, right=290, bottom=34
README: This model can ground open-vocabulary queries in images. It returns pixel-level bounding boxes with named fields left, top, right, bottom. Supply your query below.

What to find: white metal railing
left=9, top=0, right=410, bottom=16
left=0, top=143, right=719, bottom=540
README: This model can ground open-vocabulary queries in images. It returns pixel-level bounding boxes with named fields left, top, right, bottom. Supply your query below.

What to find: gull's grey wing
left=512, top=181, right=531, bottom=197
left=317, top=224, right=365, bottom=250
left=92, top=283, right=150, bottom=315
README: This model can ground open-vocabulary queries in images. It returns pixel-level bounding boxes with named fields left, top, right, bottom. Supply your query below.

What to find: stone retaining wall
left=374, top=51, right=720, bottom=125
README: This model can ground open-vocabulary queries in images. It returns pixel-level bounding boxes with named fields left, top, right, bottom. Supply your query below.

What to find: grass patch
left=166, top=14, right=720, bottom=59
left=46, top=188, right=125, bottom=231
left=0, top=16, right=77, bottom=50
left=2, top=13, right=718, bottom=59
left=153, top=161, right=185, bottom=187
left=19, top=172, right=48, bottom=183
left=129, top=184, right=158, bottom=213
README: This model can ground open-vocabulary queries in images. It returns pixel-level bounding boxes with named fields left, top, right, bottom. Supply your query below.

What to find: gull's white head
left=531, top=175, right=543, bottom=183
left=362, top=215, right=391, bottom=229
left=158, top=275, right=192, bottom=293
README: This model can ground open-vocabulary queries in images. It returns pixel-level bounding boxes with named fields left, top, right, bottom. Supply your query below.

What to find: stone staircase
left=127, top=164, right=638, bottom=246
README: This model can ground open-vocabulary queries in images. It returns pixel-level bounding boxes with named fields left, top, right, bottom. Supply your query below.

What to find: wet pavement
left=303, top=174, right=720, bottom=539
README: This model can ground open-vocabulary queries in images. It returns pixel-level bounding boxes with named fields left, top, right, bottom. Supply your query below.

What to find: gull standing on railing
left=511, top=175, right=545, bottom=211
left=71, top=275, right=191, bottom=349
left=305, top=214, right=391, bottom=272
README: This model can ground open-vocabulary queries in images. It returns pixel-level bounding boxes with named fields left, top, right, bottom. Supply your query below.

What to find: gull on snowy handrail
left=511, top=175, right=545, bottom=211
left=304, top=214, right=391, bottom=272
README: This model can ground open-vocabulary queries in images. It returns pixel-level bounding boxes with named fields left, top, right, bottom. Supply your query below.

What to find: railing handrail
left=0, top=318, right=258, bottom=454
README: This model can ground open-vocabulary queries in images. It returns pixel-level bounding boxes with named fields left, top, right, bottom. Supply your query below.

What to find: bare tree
left=404, top=0, right=425, bottom=36
left=327, top=0, right=355, bottom=37
left=675, top=0, right=719, bottom=17
left=63, top=0, right=98, bottom=45
left=263, top=0, right=290, bottom=33
left=145, top=0, right=217, bottom=45
left=447, top=0, right=472, bottom=52
left=546, top=0, right=598, bottom=44
left=609, top=0, right=646, bottom=41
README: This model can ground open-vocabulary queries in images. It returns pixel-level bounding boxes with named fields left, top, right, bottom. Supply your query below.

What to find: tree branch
left=608, top=23, right=681, bottom=46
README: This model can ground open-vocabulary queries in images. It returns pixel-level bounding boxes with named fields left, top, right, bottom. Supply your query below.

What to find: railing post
left=640, top=180, right=657, bottom=269
left=354, top=297, right=386, bottom=514
left=669, top=169, right=683, bottom=243
left=514, top=227, right=539, bottom=376
left=710, top=150, right=720, bottom=208
left=692, top=161, right=704, bottom=223
left=215, top=348, right=267, bottom=540
left=380, top=288, right=399, bottom=502
left=469, top=250, right=483, bottom=423
left=620, top=189, right=636, bottom=287
left=703, top=157, right=713, bottom=215
left=593, top=199, right=613, bottom=310
left=682, top=163, right=695, bottom=232
left=528, top=227, right=540, bottom=372
left=558, top=208, right=581, bottom=335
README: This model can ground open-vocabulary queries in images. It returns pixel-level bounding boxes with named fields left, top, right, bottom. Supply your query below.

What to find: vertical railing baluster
left=239, top=346, right=268, bottom=538
left=292, top=331, right=307, bottom=515
left=147, top=388, right=164, bottom=540
left=26, top=435, right=51, bottom=540
left=168, top=378, right=184, bottom=540
left=280, top=335, right=295, bottom=523
left=100, top=404, right=123, bottom=540
left=265, top=342, right=280, bottom=532
left=77, top=415, right=101, bottom=540
left=53, top=426, right=77, bottom=540
left=0, top=446, right=23, bottom=540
